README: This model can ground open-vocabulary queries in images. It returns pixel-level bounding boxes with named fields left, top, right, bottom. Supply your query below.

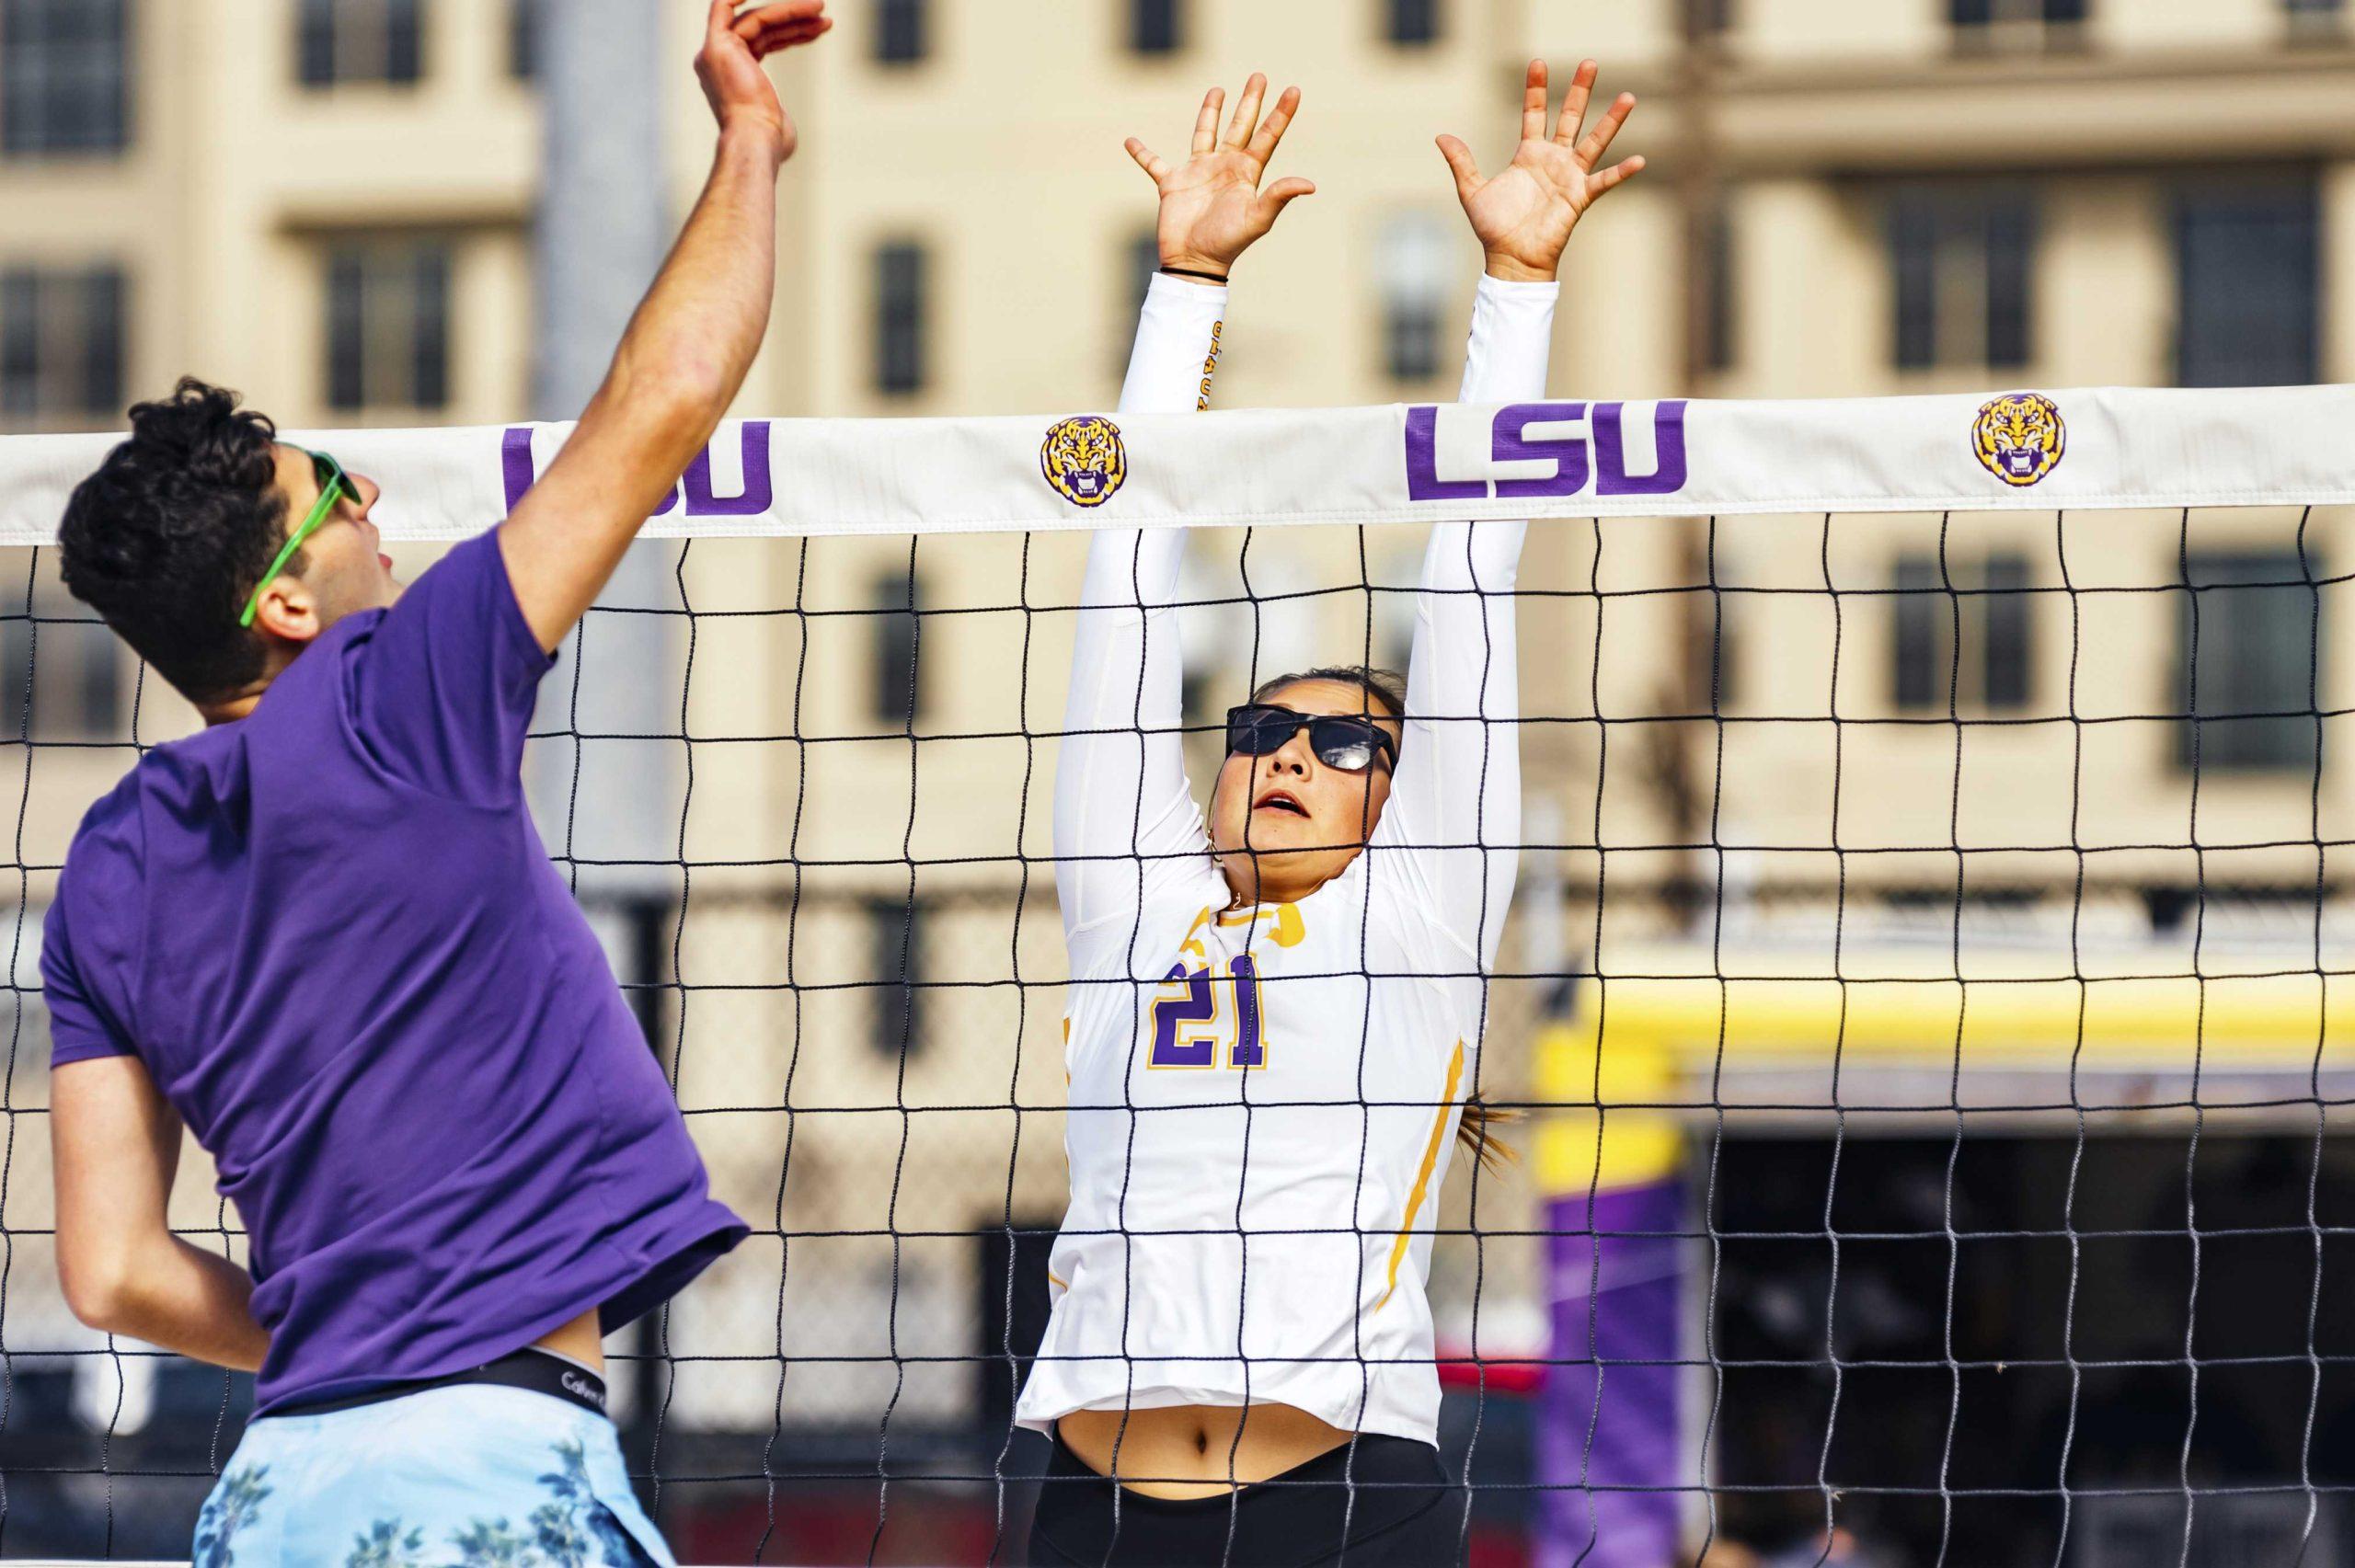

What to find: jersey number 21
left=1149, top=956, right=1265, bottom=1070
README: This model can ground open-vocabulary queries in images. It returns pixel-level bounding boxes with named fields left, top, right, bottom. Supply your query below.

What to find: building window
left=297, top=0, right=424, bottom=88
left=2285, top=0, right=2345, bottom=39
left=870, top=569, right=922, bottom=725
left=1698, top=205, right=1736, bottom=373
left=1385, top=0, right=1441, bottom=45
left=1890, top=553, right=2035, bottom=713
left=875, top=0, right=925, bottom=64
left=1948, top=0, right=2086, bottom=47
left=1683, top=0, right=1735, bottom=38
left=0, top=267, right=125, bottom=427
left=1131, top=0, right=1182, bottom=53
left=867, top=898, right=925, bottom=1058
left=1890, top=189, right=2033, bottom=372
left=508, top=0, right=539, bottom=78
left=1377, top=212, right=1451, bottom=383
left=1, top=0, right=130, bottom=156
left=325, top=238, right=449, bottom=413
left=0, top=561, right=122, bottom=741
left=2177, top=554, right=2319, bottom=773
left=2177, top=182, right=2317, bottom=388
left=1120, top=228, right=1160, bottom=368
left=873, top=241, right=926, bottom=395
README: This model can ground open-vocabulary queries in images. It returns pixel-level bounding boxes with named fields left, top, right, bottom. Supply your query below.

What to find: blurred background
left=3, top=1, right=2354, bottom=1564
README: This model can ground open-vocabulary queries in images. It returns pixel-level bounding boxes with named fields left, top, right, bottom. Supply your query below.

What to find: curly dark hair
left=57, top=378, right=292, bottom=705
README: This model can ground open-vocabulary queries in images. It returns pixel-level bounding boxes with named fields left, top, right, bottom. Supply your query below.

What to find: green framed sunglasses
left=238, top=447, right=353, bottom=630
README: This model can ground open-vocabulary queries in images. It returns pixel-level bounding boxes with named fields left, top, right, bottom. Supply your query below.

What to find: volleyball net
left=0, top=384, right=2351, bottom=1566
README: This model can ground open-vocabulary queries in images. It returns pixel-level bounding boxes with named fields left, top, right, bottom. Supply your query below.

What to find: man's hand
left=1438, top=59, right=1643, bottom=283
left=501, top=0, right=821, bottom=650
left=696, top=0, right=831, bottom=162
left=1125, top=74, right=1315, bottom=280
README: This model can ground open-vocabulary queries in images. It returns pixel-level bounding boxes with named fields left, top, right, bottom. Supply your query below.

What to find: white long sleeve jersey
left=1016, top=271, right=1553, bottom=1445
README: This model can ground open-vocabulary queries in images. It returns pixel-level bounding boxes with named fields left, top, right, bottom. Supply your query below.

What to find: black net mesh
left=3, top=500, right=2351, bottom=1566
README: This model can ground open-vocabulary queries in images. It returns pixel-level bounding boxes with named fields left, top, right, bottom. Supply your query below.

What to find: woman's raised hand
left=1125, top=74, right=1315, bottom=280
left=1438, top=59, right=1643, bottom=283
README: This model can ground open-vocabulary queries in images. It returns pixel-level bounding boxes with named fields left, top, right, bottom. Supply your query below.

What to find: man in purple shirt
left=41, top=4, right=829, bottom=1558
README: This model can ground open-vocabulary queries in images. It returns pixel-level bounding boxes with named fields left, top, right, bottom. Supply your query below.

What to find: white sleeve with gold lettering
left=1053, top=274, right=1232, bottom=980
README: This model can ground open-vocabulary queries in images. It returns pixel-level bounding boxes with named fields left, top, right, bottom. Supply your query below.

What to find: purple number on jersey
left=1147, top=957, right=1267, bottom=1070
left=1229, top=954, right=1265, bottom=1069
left=1149, top=963, right=1218, bottom=1068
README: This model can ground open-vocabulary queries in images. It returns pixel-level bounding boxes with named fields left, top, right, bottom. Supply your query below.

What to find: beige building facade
left=3, top=0, right=2352, bottom=1459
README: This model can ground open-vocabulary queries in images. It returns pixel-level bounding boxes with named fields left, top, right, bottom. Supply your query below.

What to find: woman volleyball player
left=1018, top=58, right=1643, bottom=1568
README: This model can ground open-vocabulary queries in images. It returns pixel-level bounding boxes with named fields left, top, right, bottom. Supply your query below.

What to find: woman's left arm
left=1382, top=58, right=1642, bottom=968
left=1383, top=281, right=1551, bottom=967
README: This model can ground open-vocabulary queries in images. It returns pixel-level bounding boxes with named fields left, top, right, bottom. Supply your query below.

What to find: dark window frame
left=867, top=896, right=925, bottom=1059
left=874, top=240, right=927, bottom=395
left=0, top=264, right=127, bottom=426
left=1890, top=552, right=2036, bottom=715
left=874, top=0, right=925, bottom=65
left=1699, top=204, right=1737, bottom=373
left=870, top=567, right=923, bottom=726
left=1130, top=0, right=1183, bottom=53
left=296, top=0, right=425, bottom=89
left=2175, top=177, right=2318, bottom=388
left=1890, top=186, right=2036, bottom=372
left=1948, top=0, right=2088, bottom=42
left=1377, top=214, right=1451, bottom=384
left=2176, top=552, right=2323, bottom=773
left=1384, top=0, right=1441, bottom=46
left=0, top=555, right=123, bottom=741
left=1120, top=228, right=1160, bottom=372
left=0, top=0, right=131, bottom=157
left=508, top=0, right=538, bottom=79
left=324, top=236, right=453, bottom=414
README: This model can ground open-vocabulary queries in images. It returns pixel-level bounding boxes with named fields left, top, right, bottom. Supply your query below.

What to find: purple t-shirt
left=41, top=531, right=746, bottom=1413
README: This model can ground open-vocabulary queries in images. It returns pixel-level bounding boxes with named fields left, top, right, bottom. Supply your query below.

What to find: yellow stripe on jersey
left=1377, top=1039, right=1465, bottom=1311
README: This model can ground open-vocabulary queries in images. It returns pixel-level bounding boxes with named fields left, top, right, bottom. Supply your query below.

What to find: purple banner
left=1540, top=1180, right=1685, bottom=1568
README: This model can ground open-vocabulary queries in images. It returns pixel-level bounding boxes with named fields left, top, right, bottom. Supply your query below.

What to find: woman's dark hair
left=56, top=378, right=289, bottom=705
left=1455, top=1096, right=1519, bottom=1176
left=1248, top=664, right=1407, bottom=722
left=1247, top=663, right=1517, bottom=1169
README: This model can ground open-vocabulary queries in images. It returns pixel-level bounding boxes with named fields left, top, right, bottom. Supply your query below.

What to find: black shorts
left=1026, top=1427, right=1463, bottom=1567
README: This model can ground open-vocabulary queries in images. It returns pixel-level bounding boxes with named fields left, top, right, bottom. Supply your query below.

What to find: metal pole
left=532, top=0, right=678, bottom=909
left=532, top=0, right=681, bottom=1480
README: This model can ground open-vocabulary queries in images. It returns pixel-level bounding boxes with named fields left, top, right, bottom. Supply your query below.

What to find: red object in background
left=675, top=1488, right=1011, bottom=1566
left=1437, top=1347, right=1545, bottom=1396
left=674, top=1483, right=1533, bottom=1566
left=1467, top=1528, right=1533, bottom=1568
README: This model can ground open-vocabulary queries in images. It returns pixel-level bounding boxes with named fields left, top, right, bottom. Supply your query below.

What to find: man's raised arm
left=499, top=0, right=829, bottom=653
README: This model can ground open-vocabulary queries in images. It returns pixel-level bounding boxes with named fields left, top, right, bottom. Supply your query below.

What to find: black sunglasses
left=1224, top=704, right=1398, bottom=774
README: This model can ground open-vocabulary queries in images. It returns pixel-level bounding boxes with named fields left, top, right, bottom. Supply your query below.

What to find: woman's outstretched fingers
left=1590, top=154, right=1646, bottom=197
left=1555, top=58, right=1599, bottom=145
left=1246, top=85, right=1301, bottom=165
left=1435, top=132, right=1482, bottom=195
left=1223, top=72, right=1269, bottom=150
left=1126, top=137, right=1173, bottom=185
left=1520, top=60, right=1549, bottom=144
left=1577, top=93, right=1637, bottom=169
left=743, top=16, right=829, bottom=56
left=730, top=0, right=823, bottom=38
left=1191, top=86, right=1224, bottom=155
left=1255, top=176, right=1315, bottom=224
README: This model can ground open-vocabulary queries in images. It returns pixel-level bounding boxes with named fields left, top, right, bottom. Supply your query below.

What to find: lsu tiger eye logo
left=1040, top=415, right=1127, bottom=508
left=1971, top=392, right=2067, bottom=487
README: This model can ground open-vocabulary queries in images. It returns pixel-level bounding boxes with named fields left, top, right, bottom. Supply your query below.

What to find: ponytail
left=1454, top=1094, right=1520, bottom=1176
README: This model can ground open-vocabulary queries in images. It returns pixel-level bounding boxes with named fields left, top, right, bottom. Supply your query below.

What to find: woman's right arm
left=1054, top=75, right=1315, bottom=947
left=1054, top=275, right=1227, bottom=942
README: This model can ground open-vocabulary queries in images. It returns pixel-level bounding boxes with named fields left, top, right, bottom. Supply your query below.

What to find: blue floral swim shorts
left=191, top=1382, right=672, bottom=1567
